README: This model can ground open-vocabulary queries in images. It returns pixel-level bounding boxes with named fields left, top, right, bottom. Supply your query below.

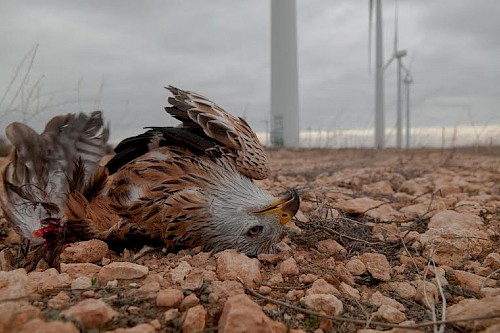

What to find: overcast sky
left=1, top=0, right=499, bottom=145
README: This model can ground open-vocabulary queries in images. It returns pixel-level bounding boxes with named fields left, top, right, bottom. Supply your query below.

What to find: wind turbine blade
left=401, top=61, right=410, bottom=74
left=384, top=56, right=395, bottom=70
left=368, top=0, right=373, bottom=75
left=393, top=0, right=399, bottom=54
left=408, top=52, right=416, bottom=70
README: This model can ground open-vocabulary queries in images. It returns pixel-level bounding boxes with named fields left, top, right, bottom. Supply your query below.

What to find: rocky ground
left=0, top=147, right=500, bottom=333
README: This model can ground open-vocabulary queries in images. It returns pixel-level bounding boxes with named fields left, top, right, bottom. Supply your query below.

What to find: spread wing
left=107, top=86, right=270, bottom=180
left=0, top=111, right=109, bottom=241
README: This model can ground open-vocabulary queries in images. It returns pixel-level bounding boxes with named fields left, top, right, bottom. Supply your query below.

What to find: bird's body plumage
left=1, top=86, right=299, bottom=269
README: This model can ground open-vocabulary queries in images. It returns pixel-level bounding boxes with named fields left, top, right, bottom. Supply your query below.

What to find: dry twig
left=236, top=277, right=500, bottom=330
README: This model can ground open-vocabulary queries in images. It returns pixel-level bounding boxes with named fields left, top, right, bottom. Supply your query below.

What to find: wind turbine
left=402, top=62, right=413, bottom=149
left=384, top=0, right=407, bottom=149
left=369, top=0, right=385, bottom=148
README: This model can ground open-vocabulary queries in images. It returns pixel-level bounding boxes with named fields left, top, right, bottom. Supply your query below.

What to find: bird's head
left=203, top=171, right=300, bottom=256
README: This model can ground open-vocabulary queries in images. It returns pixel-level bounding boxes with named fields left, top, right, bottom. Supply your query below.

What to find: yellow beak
left=251, top=189, right=300, bottom=224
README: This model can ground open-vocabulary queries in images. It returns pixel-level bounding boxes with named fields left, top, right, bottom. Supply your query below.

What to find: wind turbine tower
left=271, top=0, right=300, bottom=148
left=403, top=67, right=413, bottom=149
left=384, top=0, right=407, bottom=148
left=369, top=0, right=386, bottom=148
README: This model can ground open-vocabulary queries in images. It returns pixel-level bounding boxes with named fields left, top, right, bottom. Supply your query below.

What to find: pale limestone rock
left=481, top=288, right=500, bottom=298
left=306, top=278, right=340, bottom=297
left=164, top=308, right=179, bottom=322
left=300, top=201, right=316, bottom=213
left=357, top=253, right=393, bottom=281
left=333, top=263, right=355, bottom=285
left=182, top=304, right=206, bottom=333
left=403, top=231, right=420, bottom=243
left=61, top=263, right=101, bottom=279
left=372, top=224, right=400, bottom=243
left=98, top=262, right=148, bottom=282
left=279, top=257, right=299, bottom=276
left=62, top=299, right=118, bottom=329
left=370, top=291, right=405, bottom=312
left=61, top=239, right=108, bottom=263
left=372, top=304, right=406, bottom=324
left=259, top=286, right=272, bottom=295
left=216, top=250, right=261, bottom=288
left=435, top=184, right=461, bottom=197
left=413, top=279, right=439, bottom=309
left=156, top=288, right=184, bottom=308
left=455, top=200, right=484, bottom=215
left=170, top=261, right=192, bottom=284
left=316, top=239, right=347, bottom=256
left=180, top=293, right=200, bottom=311
left=47, top=291, right=71, bottom=309
left=284, top=221, right=303, bottom=234
left=339, top=282, right=361, bottom=300
left=107, top=280, right=118, bottom=288
left=420, top=210, right=492, bottom=268
left=335, top=197, right=401, bottom=222
left=303, top=294, right=343, bottom=316
left=105, top=323, right=156, bottom=333
left=345, top=258, right=367, bottom=275
left=453, top=270, right=496, bottom=293
left=362, top=181, right=394, bottom=195
left=28, top=268, right=72, bottom=292
left=19, top=318, right=79, bottom=333
left=299, top=273, right=318, bottom=284
left=71, top=276, right=93, bottom=290
left=384, top=281, right=417, bottom=300
left=218, top=294, right=286, bottom=333
left=138, top=281, right=161, bottom=294
left=400, top=200, right=446, bottom=218
left=484, top=253, right=500, bottom=269
left=0, top=301, right=41, bottom=333
left=257, top=253, right=282, bottom=264
left=446, top=296, right=500, bottom=330
left=335, top=197, right=384, bottom=214
left=0, top=269, right=36, bottom=301
left=210, top=280, right=245, bottom=299
left=286, top=289, right=305, bottom=301
left=399, top=179, right=428, bottom=195
left=275, top=241, right=292, bottom=252
left=365, top=204, right=403, bottom=222
left=181, top=268, right=208, bottom=290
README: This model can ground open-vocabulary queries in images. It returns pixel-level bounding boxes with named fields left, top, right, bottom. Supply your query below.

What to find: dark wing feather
left=106, top=127, right=218, bottom=174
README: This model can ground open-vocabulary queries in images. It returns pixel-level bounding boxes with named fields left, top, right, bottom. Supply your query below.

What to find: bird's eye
left=247, top=225, right=263, bottom=237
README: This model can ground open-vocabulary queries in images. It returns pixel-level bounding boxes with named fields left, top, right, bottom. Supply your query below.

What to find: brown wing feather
left=165, top=86, right=270, bottom=180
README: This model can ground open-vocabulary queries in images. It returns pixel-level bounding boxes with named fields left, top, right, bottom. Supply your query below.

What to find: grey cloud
left=0, top=0, right=499, bottom=144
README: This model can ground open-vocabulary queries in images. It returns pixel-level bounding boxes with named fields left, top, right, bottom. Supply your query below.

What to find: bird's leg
left=21, top=243, right=47, bottom=271
left=19, top=239, right=31, bottom=257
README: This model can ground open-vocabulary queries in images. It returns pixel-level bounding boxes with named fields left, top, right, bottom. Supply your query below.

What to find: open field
left=1, top=147, right=499, bottom=333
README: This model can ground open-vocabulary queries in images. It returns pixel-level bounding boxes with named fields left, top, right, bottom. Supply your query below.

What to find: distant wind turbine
left=402, top=61, right=414, bottom=149
left=369, top=0, right=385, bottom=148
left=384, top=0, right=407, bottom=149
